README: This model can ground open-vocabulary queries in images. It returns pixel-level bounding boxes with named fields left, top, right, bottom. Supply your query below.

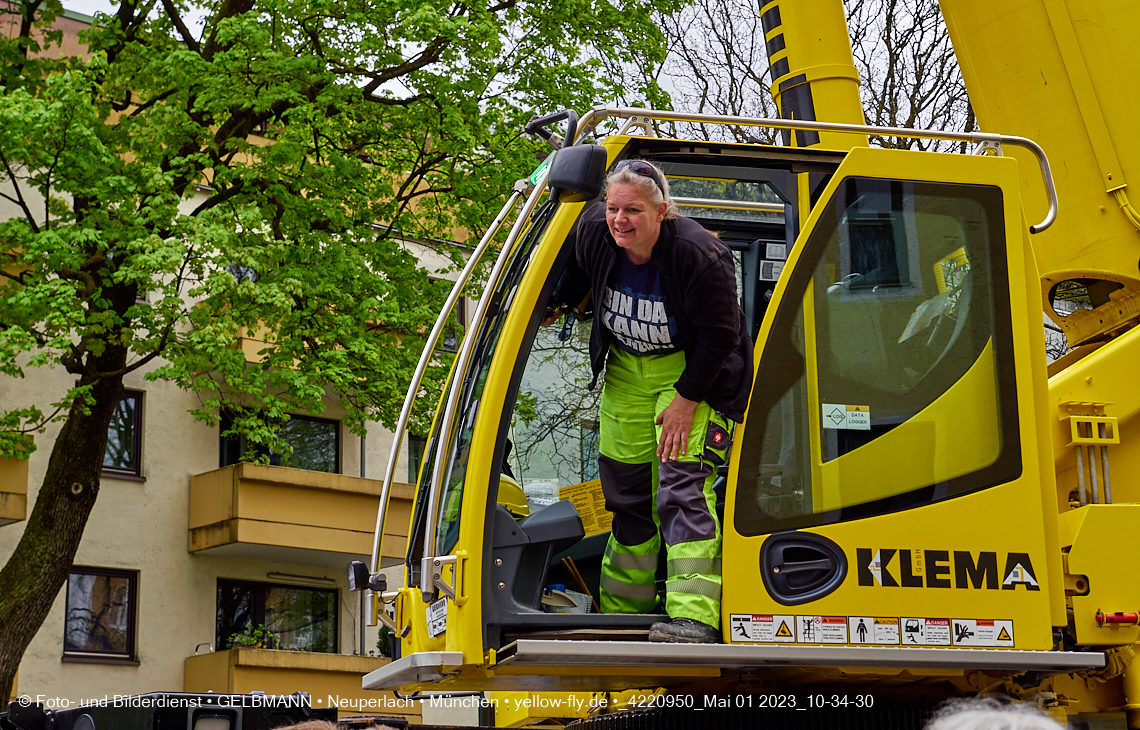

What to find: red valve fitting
left=1095, top=609, right=1139, bottom=627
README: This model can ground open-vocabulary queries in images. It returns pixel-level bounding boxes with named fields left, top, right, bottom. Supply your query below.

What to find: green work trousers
left=597, top=346, right=729, bottom=627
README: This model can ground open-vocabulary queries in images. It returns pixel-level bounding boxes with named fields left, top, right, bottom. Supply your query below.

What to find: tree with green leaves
left=0, top=0, right=675, bottom=703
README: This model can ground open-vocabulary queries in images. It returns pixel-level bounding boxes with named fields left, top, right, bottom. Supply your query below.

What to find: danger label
left=848, top=616, right=900, bottom=645
left=822, top=404, right=871, bottom=431
left=730, top=612, right=1013, bottom=649
left=729, top=614, right=795, bottom=643
left=952, top=619, right=1015, bottom=647
left=901, top=617, right=952, bottom=646
left=797, top=615, right=848, bottom=644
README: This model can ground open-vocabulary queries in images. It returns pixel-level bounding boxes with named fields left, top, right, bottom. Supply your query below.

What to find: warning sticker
left=731, top=613, right=1011, bottom=648
left=848, top=616, right=900, bottom=645
left=952, top=619, right=1015, bottom=647
left=902, top=617, right=952, bottom=646
left=797, top=615, right=848, bottom=644
left=822, top=404, right=871, bottom=431
left=559, top=480, right=612, bottom=537
left=729, top=614, right=796, bottom=643
left=426, top=597, right=447, bottom=638
left=766, top=243, right=788, bottom=261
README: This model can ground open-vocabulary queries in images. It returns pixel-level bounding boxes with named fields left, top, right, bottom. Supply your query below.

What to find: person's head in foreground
left=925, top=698, right=1065, bottom=730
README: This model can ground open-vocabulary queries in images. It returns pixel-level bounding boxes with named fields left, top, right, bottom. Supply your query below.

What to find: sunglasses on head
left=614, top=159, right=665, bottom=194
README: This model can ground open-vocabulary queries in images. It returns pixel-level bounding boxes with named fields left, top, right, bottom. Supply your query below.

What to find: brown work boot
left=649, top=618, right=720, bottom=644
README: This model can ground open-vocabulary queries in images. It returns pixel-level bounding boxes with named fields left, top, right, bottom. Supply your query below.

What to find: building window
left=437, top=290, right=466, bottom=353
left=225, top=262, right=260, bottom=283
left=220, top=413, right=340, bottom=473
left=64, top=568, right=138, bottom=660
left=103, top=391, right=143, bottom=477
left=216, top=579, right=337, bottom=653
left=408, top=435, right=427, bottom=483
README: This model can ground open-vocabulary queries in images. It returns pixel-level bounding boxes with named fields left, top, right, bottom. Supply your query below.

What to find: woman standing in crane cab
left=544, top=159, right=753, bottom=643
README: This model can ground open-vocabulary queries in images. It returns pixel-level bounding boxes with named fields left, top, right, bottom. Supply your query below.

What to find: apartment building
left=0, top=231, right=473, bottom=724
left=0, top=7, right=478, bottom=723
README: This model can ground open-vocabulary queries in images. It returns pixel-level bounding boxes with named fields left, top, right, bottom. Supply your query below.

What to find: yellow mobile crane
left=349, top=0, right=1140, bottom=726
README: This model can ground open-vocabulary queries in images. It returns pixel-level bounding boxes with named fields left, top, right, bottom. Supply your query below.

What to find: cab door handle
left=760, top=533, right=847, bottom=606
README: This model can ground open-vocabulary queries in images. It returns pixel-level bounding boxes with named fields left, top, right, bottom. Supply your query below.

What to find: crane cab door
left=723, top=146, right=1062, bottom=652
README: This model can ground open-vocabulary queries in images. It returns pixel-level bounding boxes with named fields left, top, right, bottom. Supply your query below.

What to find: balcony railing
left=189, top=463, right=414, bottom=567
left=236, top=325, right=273, bottom=364
left=0, top=452, right=29, bottom=527
left=184, top=648, right=421, bottom=720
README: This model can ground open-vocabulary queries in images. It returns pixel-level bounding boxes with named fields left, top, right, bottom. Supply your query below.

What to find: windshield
left=432, top=202, right=559, bottom=555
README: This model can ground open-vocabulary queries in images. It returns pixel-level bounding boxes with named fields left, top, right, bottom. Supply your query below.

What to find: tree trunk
left=0, top=353, right=126, bottom=706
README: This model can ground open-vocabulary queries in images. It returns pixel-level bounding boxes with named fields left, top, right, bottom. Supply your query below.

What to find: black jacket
left=551, top=202, right=753, bottom=422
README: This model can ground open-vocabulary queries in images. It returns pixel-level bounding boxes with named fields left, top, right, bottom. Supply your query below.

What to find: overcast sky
left=65, top=0, right=113, bottom=17
left=66, top=1, right=211, bottom=34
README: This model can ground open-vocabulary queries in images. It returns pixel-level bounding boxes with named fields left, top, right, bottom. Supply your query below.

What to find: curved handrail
left=575, top=107, right=1059, bottom=234
left=419, top=170, right=551, bottom=595
left=368, top=184, right=526, bottom=575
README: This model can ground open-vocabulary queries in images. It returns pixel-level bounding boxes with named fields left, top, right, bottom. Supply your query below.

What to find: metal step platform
left=362, top=641, right=1106, bottom=691
left=494, top=640, right=1106, bottom=673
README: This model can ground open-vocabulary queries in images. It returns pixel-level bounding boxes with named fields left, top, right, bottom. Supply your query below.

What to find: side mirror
left=548, top=144, right=608, bottom=203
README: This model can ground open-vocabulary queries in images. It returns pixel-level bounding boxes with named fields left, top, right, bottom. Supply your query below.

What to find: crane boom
left=757, top=0, right=867, bottom=150
left=940, top=0, right=1140, bottom=347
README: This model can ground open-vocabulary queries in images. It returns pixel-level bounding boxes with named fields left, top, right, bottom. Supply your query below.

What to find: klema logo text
left=855, top=549, right=1039, bottom=591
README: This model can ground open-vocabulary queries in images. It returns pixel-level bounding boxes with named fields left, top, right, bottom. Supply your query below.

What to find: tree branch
left=2, top=406, right=64, bottom=434
left=161, top=0, right=201, bottom=52
left=190, top=180, right=245, bottom=216
left=128, top=88, right=179, bottom=117
left=361, top=92, right=430, bottom=106
left=201, top=0, right=255, bottom=60
left=57, top=266, right=97, bottom=299
left=14, top=0, right=44, bottom=70
left=116, top=324, right=176, bottom=377
left=0, top=149, right=40, bottom=234
left=360, top=36, right=450, bottom=92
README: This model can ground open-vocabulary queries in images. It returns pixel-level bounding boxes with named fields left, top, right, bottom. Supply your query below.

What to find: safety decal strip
left=728, top=614, right=1014, bottom=648
left=728, top=614, right=795, bottom=643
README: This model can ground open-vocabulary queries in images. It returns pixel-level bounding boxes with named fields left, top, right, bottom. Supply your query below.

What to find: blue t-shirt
left=600, top=252, right=679, bottom=354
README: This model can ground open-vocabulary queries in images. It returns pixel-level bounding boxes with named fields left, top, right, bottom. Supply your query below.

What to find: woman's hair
left=924, top=698, right=1065, bottom=730
left=603, top=159, right=679, bottom=220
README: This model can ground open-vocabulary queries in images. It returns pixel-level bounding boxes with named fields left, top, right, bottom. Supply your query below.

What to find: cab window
left=432, top=202, right=560, bottom=556
left=735, top=178, right=1020, bottom=536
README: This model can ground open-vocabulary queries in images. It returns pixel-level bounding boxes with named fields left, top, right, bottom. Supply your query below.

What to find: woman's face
left=606, top=182, right=667, bottom=257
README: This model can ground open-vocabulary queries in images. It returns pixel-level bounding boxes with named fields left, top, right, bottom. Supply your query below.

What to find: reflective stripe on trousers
left=597, top=347, right=727, bottom=626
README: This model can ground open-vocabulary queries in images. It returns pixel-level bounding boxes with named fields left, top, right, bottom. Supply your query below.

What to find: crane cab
left=362, top=110, right=1104, bottom=696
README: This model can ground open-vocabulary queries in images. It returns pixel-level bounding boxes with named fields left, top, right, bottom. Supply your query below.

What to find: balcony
left=236, top=324, right=273, bottom=364
left=184, top=648, right=421, bottom=720
left=0, top=453, right=28, bottom=527
left=189, top=463, right=414, bottom=568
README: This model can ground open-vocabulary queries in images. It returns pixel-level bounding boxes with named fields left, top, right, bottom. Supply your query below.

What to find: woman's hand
left=540, top=307, right=563, bottom=327
left=656, top=394, right=698, bottom=461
